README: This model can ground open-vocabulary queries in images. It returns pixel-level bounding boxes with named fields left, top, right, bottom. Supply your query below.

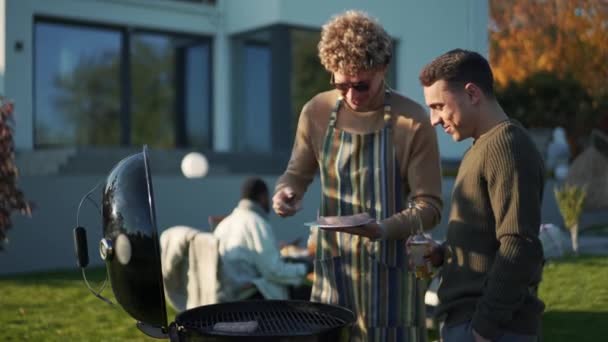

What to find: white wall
left=223, top=0, right=281, bottom=35
left=397, top=0, right=488, bottom=158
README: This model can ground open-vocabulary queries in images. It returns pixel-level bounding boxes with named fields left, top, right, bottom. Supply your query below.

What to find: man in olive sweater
left=418, top=49, right=545, bottom=342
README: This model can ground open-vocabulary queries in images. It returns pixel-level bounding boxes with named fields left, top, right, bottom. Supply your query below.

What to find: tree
left=497, top=72, right=595, bottom=158
left=491, top=0, right=608, bottom=98
left=0, top=98, right=32, bottom=249
left=491, top=0, right=608, bottom=157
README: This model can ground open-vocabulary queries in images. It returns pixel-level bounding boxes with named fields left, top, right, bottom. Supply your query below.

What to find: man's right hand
left=272, top=187, right=302, bottom=217
left=405, top=236, right=445, bottom=270
left=426, top=240, right=445, bottom=268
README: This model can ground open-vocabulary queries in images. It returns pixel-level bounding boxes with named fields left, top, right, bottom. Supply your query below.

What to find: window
left=34, top=19, right=212, bottom=149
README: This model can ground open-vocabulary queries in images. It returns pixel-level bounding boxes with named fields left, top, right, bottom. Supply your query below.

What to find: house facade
left=0, top=0, right=488, bottom=274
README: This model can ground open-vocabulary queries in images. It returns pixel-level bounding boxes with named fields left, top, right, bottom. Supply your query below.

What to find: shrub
left=0, top=97, right=32, bottom=249
left=554, top=184, right=587, bottom=255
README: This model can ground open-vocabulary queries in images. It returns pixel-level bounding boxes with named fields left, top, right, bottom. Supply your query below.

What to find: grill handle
left=73, top=226, right=89, bottom=268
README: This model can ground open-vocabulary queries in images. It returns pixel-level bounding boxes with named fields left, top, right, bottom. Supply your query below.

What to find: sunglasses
left=330, top=74, right=371, bottom=93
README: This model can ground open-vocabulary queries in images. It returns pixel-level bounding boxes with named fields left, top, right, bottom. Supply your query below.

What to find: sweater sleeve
left=381, top=113, right=443, bottom=239
left=274, top=101, right=319, bottom=201
left=249, top=218, right=307, bottom=285
left=471, top=129, right=545, bottom=339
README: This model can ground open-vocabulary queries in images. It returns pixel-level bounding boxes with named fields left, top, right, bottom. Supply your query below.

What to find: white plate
left=304, top=213, right=375, bottom=229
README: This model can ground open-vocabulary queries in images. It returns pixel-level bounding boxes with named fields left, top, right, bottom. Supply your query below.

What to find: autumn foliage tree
left=0, top=98, right=32, bottom=249
left=490, top=0, right=608, bottom=157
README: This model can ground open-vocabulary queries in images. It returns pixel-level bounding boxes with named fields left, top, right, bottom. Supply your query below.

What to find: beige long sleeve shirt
left=276, top=89, right=443, bottom=238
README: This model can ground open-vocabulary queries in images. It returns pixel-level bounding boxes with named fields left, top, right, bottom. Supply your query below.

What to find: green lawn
left=1, top=256, right=607, bottom=341
left=538, top=255, right=608, bottom=341
left=0, top=267, right=175, bottom=341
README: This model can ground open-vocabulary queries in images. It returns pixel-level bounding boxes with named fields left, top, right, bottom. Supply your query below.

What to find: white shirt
left=213, top=199, right=307, bottom=301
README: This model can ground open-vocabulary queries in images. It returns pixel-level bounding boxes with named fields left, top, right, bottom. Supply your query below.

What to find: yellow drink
left=408, top=239, right=432, bottom=280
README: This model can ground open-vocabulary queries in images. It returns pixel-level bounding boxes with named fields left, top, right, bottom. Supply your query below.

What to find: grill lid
left=101, top=146, right=167, bottom=337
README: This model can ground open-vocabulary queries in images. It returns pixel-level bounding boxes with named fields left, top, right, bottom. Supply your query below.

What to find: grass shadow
left=544, top=254, right=608, bottom=267
left=543, top=311, right=608, bottom=342
left=581, top=223, right=608, bottom=237
left=0, top=267, right=108, bottom=287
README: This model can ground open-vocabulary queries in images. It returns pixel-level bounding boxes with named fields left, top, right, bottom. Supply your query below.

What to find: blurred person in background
left=214, top=177, right=308, bottom=301
left=273, top=10, right=443, bottom=341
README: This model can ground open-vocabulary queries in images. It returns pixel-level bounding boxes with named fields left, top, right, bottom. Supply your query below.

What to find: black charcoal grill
left=73, top=146, right=355, bottom=341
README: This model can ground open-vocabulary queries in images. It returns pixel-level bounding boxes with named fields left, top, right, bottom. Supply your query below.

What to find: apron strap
left=328, top=96, right=342, bottom=128
left=383, top=88, right=393, bottom=128
left=381, top=89, right=397, bottom=218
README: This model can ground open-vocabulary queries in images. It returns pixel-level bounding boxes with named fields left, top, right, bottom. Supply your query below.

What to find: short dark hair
left=419, top=49, right=495, bottom=97
left=241, top=177, right=268, bottom=201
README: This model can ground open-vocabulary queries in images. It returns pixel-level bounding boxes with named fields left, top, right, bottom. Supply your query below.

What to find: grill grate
left=175, top=300, right=352, bottom=337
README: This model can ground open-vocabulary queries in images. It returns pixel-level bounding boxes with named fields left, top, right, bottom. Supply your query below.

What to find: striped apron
left=311, top=90, right=427, bottom=342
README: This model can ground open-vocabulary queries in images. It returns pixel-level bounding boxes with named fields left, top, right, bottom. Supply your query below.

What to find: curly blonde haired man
left=273, top=10, right=442, bottom=341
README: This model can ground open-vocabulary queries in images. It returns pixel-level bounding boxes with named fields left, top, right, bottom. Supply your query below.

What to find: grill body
left=168, top=300, right=355, bottom=341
